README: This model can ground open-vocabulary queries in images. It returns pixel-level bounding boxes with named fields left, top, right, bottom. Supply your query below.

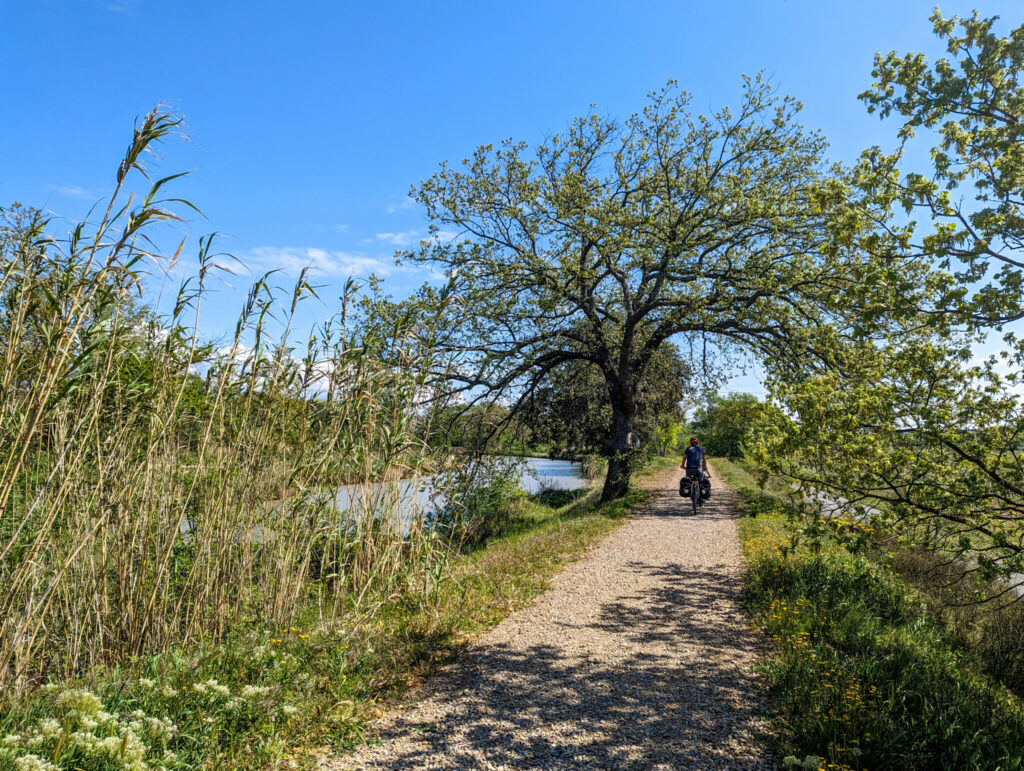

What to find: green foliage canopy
left=753, top=10, right=1024, bottom=595
left=859, top=8, right=1024, bottom=324
left=752, top=336, right=1024, bottom=589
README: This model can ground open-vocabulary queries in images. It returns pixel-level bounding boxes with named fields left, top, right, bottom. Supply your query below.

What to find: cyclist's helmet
left=690, top=437, right=699, bottom=445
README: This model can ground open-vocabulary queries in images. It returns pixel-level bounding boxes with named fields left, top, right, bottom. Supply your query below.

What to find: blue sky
left=2, top=0, right=1022, bottom=395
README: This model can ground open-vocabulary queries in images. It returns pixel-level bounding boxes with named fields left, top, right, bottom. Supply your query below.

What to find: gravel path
left=321, top=464, right=776, bottom=770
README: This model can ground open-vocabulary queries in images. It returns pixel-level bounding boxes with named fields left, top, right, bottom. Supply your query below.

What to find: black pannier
left=679, top=476, right=691, bottom=497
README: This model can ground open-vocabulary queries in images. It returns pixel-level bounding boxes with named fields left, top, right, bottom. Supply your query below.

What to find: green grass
left=0, top=474, right=648, bottom=771
left=714, top=457, right=1024, bottom=771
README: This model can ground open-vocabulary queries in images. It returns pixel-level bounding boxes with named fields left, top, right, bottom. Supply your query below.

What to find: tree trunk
left=601, top=397, right=638, bottom=501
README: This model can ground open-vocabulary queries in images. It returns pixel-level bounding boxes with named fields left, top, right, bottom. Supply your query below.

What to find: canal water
left=334, top=457, right=588, bottom=525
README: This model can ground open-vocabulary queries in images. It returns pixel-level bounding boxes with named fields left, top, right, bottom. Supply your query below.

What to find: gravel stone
left=320, top=465, right=777, bottom=770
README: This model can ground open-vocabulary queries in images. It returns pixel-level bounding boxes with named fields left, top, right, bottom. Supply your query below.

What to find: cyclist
left=681, top=436, right=711, bottom=501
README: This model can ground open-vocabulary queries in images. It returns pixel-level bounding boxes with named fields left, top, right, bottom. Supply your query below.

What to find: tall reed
left=0, top=109, right=448, bottom=696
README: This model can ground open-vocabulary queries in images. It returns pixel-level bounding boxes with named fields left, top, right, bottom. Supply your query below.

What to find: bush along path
left=719, top=457, right=1024, bottom=770
left=321, top=464, right=775, bottom=770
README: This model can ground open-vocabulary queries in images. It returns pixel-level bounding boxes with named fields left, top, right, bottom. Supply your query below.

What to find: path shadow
left=592, top=563, right=747, bottom=649
left=355, top=571, right=773, bottom=769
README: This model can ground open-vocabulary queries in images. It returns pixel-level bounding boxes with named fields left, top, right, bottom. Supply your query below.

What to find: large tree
left=752, top=335, right=1024, bottom=595
left=407, top=77, right=866, bottom=499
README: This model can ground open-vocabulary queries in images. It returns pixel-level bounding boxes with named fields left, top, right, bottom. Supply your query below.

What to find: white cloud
left=386, top=195, right=416, bottom=214
left=246, top=247, right=393, bottom=277
left=434, top=229, right=461, bottom=244
left=47, top=184, right=102, bottom=199
left=376, top=231, right=420, bottom=247
left=101, top=0, right=139, bottom=15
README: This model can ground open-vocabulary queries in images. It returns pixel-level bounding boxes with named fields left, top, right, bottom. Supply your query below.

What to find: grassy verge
left=713, top=457, right=1024, bottom=771
left=0, top=476, right=648, bottom=771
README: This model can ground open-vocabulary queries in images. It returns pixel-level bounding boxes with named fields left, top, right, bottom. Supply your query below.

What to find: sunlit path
left=321, top=465, right=775, bottom=770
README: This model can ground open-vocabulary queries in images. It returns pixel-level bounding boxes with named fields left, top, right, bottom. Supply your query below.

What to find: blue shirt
left=684, top=445, right=705, bottom=473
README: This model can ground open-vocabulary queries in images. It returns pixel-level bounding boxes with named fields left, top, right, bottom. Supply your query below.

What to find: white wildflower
left=144, top=716, right=177, bottom=739
left=14, top=755, right=59, bottom=771
left=97, top=734, right=124, bottom=755
left=97, top=728, right=147, bottom=764
left=240, top=685, right=270, bottom=699
left=37, top=719, right=61, bottom=739
left=69, top=730, right=98, bottom=751
left=204, top=679, right=230, bottom=698
left=191, top=682, right=207, bottom=695
left=138, top=678, right=156, bottom=690
left=282, top=705, right=299, bottom=717
left=56, top=689, right=103, bottom=716
left=2, top=734, right=21, bottom=747
left=225, top=698, right=243, bottom=711
left=160, top=686, right=177, bottom=699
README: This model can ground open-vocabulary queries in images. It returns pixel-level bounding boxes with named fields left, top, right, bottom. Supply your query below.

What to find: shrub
left=727, top=453, right=1024, bottom=770
left=748, top=553, right=1024, bottom=769
left=580, top=454, right=606, bottom=481
left=431, top=457, right=525, bottom=544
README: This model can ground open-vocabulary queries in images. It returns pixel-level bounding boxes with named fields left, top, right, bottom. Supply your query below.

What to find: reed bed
left=0, top=109, right=447, bottom=697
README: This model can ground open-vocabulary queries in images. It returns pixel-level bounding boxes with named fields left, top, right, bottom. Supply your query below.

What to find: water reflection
left=519, top=457, right=589, bottom=495
left=335, top=457, right=588, bottom=523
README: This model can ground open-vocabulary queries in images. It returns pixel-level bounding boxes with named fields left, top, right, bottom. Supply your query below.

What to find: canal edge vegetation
left=0, top=455, right=649, bottom=770
left=714, top=457, right=1024, bottom=770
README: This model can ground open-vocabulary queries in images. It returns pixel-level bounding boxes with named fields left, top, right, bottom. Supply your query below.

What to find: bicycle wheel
left=691, top=480, right=699, bottom=515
